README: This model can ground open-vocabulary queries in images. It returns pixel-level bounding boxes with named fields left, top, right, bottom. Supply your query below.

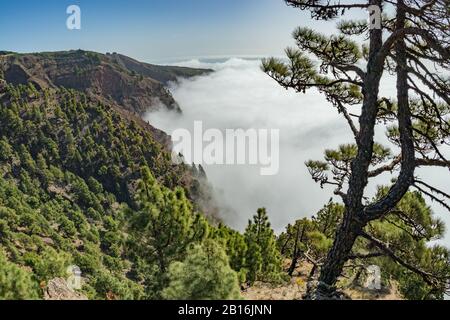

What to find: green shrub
left=162, top=240, right=241, bottom=300
left=0, top=251, right=40, bottom=300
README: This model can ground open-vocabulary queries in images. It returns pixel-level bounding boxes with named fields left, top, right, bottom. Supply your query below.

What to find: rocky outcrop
left=44, top=278, right=88, bottom=301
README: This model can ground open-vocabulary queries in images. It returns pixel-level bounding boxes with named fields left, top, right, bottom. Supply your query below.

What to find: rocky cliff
left=0, top=50, right=210, bottom=115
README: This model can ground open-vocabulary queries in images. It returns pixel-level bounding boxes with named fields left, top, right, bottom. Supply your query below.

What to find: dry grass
left=242, top=260, right=403, bottom=300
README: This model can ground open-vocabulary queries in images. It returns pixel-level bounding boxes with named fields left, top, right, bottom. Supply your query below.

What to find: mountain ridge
left=0, top=50, right=211, bottom=116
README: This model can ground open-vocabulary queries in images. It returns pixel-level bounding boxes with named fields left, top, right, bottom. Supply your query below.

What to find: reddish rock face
left=0, top=50, right=210, bottom=116
left=0, top=51, right=175, bottom=115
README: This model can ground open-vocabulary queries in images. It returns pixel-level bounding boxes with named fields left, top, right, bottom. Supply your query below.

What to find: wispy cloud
left=145, top=58, right=351, bottom=231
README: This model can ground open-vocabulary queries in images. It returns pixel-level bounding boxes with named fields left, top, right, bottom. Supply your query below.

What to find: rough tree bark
left=316, top=0, right=385, bottom=295
left=317, top=0, right=416, bottom=296
left=288, top=223, right=307, bottom=276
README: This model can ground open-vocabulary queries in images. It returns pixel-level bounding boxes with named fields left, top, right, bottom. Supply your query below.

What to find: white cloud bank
left=144, top=58, right=450, bottom=246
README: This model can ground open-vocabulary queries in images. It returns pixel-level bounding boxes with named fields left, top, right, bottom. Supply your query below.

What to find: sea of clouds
left=144, top=58, right=450, bottom=246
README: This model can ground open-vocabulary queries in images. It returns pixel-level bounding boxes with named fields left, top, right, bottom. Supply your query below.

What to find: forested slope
left=0, top=83, right=218, bottom=299
left=0, top=82, right=286, bottom=300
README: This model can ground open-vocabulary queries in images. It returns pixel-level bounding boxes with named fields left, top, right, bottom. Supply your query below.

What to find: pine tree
left=278, top=212, right=334, bottom=278
left=162, top=240, right=241, bottom=300
left=211, top=224, right=248, bottom=282
left=280, top=192, right=450, bottom=299
left=0, top=138, right=13, bottom=162
left=358, top=189, right=450, bottom=299
left=128, top=167, right=210, bottom=297
left=282, top=219, right=314, bottom=276
left=0, top=251, right=40, bottom=300
left=244, top=208, right=283, bottom=284
left=263, top=0, right=450, bottom=296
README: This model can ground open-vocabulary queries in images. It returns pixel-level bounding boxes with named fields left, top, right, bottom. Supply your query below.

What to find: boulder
left=44, top=278, right=88, bottom=300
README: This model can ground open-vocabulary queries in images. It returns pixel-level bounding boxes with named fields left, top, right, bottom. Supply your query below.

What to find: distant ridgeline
left=0, top=50, right=212, bottom=115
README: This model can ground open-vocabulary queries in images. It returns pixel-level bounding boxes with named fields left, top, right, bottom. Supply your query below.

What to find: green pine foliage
left=0, top=83, right=178, bottom=299
left=126, top=167, right=210, bottom=298
left=0, top=250, right=40, bottom=300
left=244, top=208, right=284, bottom=284
left=279, top=193, right=450, bottom=300
left=0, top=83, right=210, bottom=299
left=211, top=224, right=248, bottom=283
left=162, top=240, right=241, bottom=300
left=366, top=189, right=450, bottom=300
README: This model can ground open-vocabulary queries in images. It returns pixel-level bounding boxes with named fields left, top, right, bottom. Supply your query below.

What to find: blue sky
left=0, top=0, right=325, bottom=63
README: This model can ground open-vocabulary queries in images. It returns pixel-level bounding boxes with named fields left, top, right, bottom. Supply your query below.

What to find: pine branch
left=376, top=27, right=450, bottom=72
left=285, top=0, right=369, bottom=11
left=416, top=158, right=450, bottom=169
left=337, top=101, right=359, bottom=138
left=413, top=183, right=450, bottom=212
left=359, top=231, right=441, bottom=287
left=368, top=155, right=402, bottom=177
left=347, top=251, right=385, bottom=260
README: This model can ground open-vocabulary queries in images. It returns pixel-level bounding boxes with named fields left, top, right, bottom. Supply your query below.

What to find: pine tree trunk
left=314, top=0, right=413, bottom=298
left=314, top=0, right=385, bottom=298
left=317, top=214, right=365, bottom=294
left=288, top=224, right=301, bottom=276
